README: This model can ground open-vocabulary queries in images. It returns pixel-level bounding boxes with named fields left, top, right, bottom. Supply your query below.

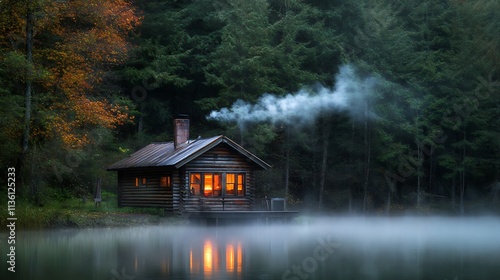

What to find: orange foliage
left=1, top=0, right=141, bottom=148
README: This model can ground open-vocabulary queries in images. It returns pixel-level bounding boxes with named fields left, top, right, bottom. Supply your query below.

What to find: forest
left=0, top=0, right=498, bottom=215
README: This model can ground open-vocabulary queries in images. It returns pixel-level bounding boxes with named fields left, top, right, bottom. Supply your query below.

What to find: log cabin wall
left=181, top=144, right=256, bottom=212
left=118, top=167, right=180, bottom=210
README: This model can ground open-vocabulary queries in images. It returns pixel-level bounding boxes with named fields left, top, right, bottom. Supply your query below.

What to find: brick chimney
left=174, top=115, right=189, bottom=149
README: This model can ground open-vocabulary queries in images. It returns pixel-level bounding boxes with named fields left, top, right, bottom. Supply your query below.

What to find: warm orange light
left=190, top=250, right=193, bottom=271
left=226, top=244, right=235, bottom=272
left=226, top=174, right=235, bottom=194
left=160, top=176, right=171, bottom=187
left=214, top=243, right=220, bottom=271
left=190, top=247, right=200, bottom=274
left=203, top=240, right=213, bottom=276
left=227, top=174, right=235, bottom=183
left=204, top=174, right=214, bottom=196
left=237, top=242, right=242, bottom=274
left=190, top=173, right=201, bottom=196
left=214, top=174, right=222, bottom=192
left=237, top=174, right=244, bottom=195
left=204, top=174, right=213, bottom=190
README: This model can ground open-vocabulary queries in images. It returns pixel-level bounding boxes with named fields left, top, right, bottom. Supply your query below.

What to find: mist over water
left=208, top=64, right=380, bottom=126
left=3, top=217, right=500, bottom=280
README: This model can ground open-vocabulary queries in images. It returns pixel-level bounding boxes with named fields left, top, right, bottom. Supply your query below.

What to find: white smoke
left=208, top=64, right=380, bottom=126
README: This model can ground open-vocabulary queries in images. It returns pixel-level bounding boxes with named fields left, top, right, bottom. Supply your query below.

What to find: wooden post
left=94, top=178, right=102, bottom=207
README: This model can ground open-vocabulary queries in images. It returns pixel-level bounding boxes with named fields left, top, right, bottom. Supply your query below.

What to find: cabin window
left=190, top=173, right=201, bottom=195
left=190, top=172, right=244, bottom=197
left=226, top=174, right=235, bottom=195
left=237, top=174, right=244, bottom=196
left=135, top=177, right=147, bottom=187
left=226, top=173, right=245, bottom=196
left=203, top=173, right=222, bottom=197
left=160, top=176, right=171, bottom=187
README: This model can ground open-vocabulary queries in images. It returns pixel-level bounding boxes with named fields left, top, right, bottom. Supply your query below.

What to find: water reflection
left=226, top=242, right=243, bottom=273
left=112, top=228, right=253, bottom=279
left=189, top=238, right=243, bottom=278
left=2, top=217, right=500, bottom=280
left=203, top=239, right=215, bottom=276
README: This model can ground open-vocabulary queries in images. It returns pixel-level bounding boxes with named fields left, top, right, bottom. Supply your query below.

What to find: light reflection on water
left=1, top=216, right=500, bottom=280
left=188, top=238, right=243, bottom=278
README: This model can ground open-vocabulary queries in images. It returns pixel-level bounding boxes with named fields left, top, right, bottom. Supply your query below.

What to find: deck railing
left=184, top=197, right=251, bottom=212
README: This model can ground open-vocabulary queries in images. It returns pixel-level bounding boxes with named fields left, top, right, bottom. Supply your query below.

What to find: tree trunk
left=451, top=174, right=456, bottom=209
left=29, top=145, right=39, bottom=204
left=428, top=152, right=433, bottom=193
left=285, top=148, right=290, bottom=198
left=417, top=142, right=421, bottom=208
left=460, top=129, right=466, bottom=215
left=137, top=102, right=145, bottom=133
left=386, top=190, right=391, bottom=215
left=349, top=121, right=355, bottom=214
left=284, top=126, right=290, bottom=198
left=22, top=0, right=34, bottom=154
left=363, top=105, right=371, bottom=213
left=318, top=126, right=330, bottom=210
left=415, top=110, right=422, bottom=208
left=18, top=0, right=35, bottom=193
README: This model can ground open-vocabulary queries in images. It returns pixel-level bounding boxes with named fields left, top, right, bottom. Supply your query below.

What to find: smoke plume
left=208, top=64, right=380, bottom=126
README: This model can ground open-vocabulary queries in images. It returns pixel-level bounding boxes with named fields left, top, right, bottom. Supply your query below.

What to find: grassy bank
left=2, top=189, right=497, bottom=230
left=0, top=191, right=186, bottom=230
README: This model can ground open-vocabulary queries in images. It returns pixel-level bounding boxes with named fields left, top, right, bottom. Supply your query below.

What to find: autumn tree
left=0, top=0, right=140, bottom=194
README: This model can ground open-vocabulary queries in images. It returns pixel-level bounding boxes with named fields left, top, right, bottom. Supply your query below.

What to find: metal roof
left=107, top=135, right=271, bottom=171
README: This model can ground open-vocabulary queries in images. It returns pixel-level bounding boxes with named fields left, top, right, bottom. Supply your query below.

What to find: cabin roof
left=107, top=135, right=271, bottom=171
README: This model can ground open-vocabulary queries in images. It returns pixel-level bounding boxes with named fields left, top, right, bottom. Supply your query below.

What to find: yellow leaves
left=47, top=94, right=132, bottom=148
left=2, top=0, right=141, bottom=149
left=0, top=0, right=140, bottom=149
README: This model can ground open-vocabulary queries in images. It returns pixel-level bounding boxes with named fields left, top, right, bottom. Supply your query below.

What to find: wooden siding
left=118, top=167, right=180, bottom=210
left=116, top=144, right=259, bottom=213
left=182, top=144, right=256, bottom=212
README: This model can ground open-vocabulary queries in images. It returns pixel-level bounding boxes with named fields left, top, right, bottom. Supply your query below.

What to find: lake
left=1, top=216, right=500, bottom=280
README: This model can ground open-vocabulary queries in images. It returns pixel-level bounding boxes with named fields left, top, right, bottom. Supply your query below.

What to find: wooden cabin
left=107, top=117, right=271, bottom=213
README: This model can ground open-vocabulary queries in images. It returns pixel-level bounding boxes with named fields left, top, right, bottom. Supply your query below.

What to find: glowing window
left=204, top=174, right=213, bottom=196
left=214, top=174, right=222, bottom=196
left=226, top=174, right=235, bottom=195
left=237, top=174, right=244, bottom=196
left=203, top=173, right=222, bottom=197
left=190, top=173, right=243, bottom=197
left=226, top=173, right=245, bottom=196
left=190, top=173, right=201, bottom=196
left=160, top=176, right=171, bottom=187
left=135, top=177, right=147, bottom=187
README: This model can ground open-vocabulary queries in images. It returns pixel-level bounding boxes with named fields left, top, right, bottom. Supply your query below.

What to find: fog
left=3, top=216, right=499, bottom=280
left=208, top=64, right=380, bottom=126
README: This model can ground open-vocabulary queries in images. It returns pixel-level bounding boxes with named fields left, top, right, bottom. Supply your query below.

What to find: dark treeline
left=1, top=0, right=498, bottom=214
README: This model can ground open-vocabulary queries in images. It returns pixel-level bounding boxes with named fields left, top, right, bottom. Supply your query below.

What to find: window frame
left=190, top=173, right=202, bottom=196
left=189, top=172, right=246, bottom=197
left=160, top=175, right=172, bottom=187
left=202, top=173, right=222, bottom=197
left=135, top=177, right=147, bottom=187
left=225, top=173, right=245, bottom=197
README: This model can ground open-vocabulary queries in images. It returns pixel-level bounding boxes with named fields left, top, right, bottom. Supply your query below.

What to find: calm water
left=1, top=217, right=500, bottom=280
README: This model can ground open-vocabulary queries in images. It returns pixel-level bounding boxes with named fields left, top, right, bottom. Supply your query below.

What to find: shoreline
left=2, top=209, right=500, bottom=231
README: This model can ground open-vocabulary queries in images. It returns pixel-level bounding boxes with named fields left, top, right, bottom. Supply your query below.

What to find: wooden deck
left=187, top=210, right=300, bottom=225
